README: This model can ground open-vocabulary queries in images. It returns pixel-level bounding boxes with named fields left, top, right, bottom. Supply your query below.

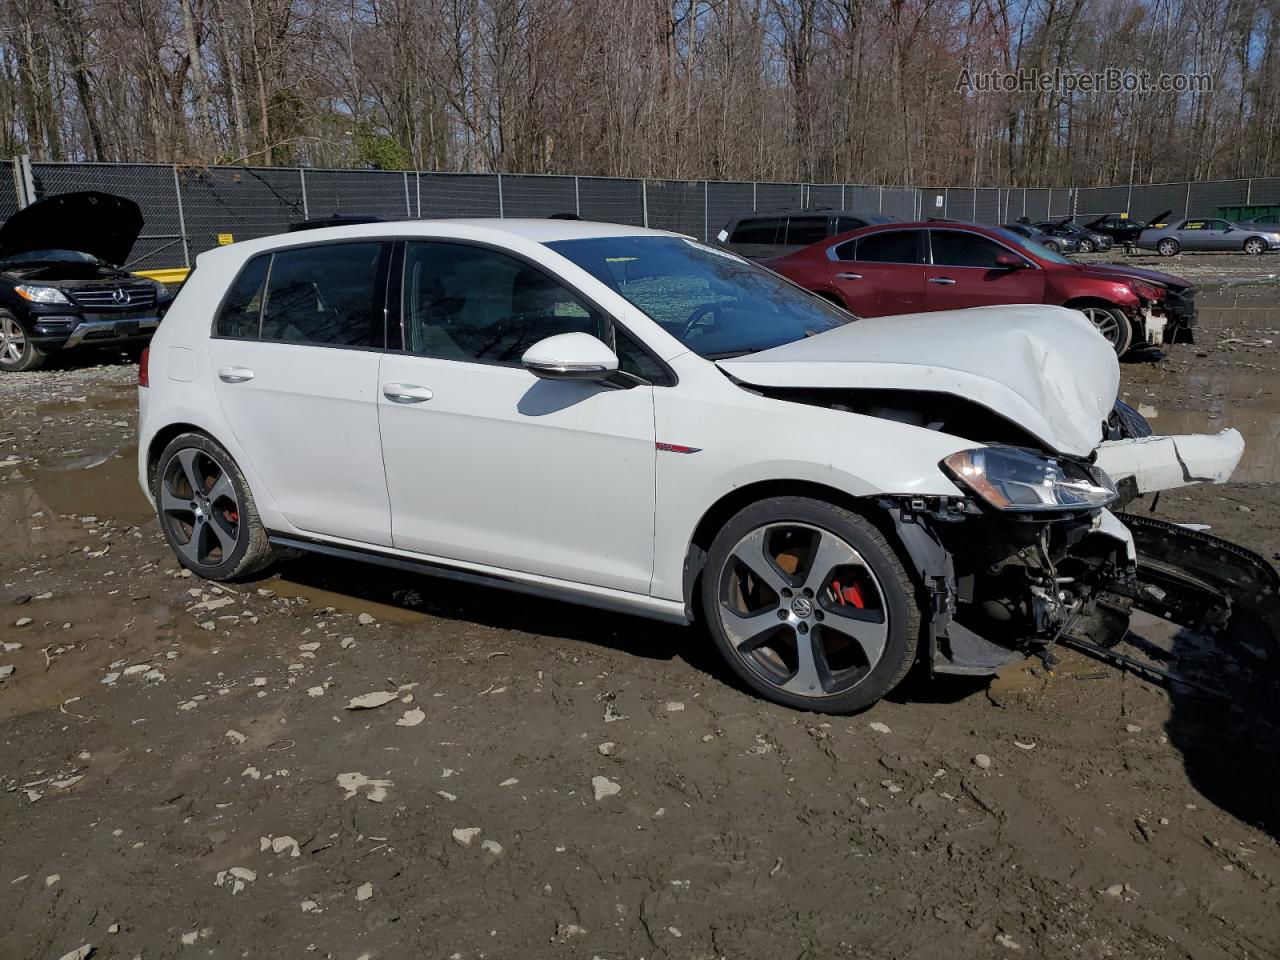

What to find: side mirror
left=522, top=332, right=619, bottom=382
left=994, top=253, right=1026, bottom=269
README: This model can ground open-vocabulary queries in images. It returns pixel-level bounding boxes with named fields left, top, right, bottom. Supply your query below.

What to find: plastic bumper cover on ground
left=1095, top=429, right=1244, bottom=495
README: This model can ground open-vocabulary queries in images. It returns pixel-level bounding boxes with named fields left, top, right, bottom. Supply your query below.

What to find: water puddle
left=1137, top=369, right=1280, bottom=483
left=0, top=599, right=196, bottom=722
left=267, top=573, right=429, bottom=625
left=35, top=393, right=137, bottom=418
left=22, top=445, right=151, bottom=525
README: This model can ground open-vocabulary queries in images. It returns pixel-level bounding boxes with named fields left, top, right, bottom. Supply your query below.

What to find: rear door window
left=844, top=230, right=924, bottom=263
left=259, top=241, right=389, bottom=347
left=785, top=216, right=830, bottom=246
left=834, top=216, right=867, bottom=234
left=728, top=218, right=781, bottom=245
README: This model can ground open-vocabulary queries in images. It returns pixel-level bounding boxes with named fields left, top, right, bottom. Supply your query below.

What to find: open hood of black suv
left=0, top=192, right=143, bottom=266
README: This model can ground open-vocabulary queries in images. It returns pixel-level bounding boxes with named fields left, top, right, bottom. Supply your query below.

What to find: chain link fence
left=7, top=157, right=1280, bottom=270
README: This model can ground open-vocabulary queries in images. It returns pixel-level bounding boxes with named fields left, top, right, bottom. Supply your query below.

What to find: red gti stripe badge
left=656, top=442, right=701, bottom=454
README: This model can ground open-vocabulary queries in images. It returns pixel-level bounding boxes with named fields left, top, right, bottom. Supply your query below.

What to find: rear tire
left=154, top=432, right=274, bottom=581
left=1157, top=238, right=1180, bottom=257
left=700, top=496, right=919, bottom=714
left=0, top=311, right=47, bottom=373
left=1044, top=240, right=1061, bottom=253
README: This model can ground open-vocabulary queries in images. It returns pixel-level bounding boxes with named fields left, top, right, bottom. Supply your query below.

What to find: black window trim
left=393, top=236, right=678, bottom=387
left=210, top=236, right=398, bottom=354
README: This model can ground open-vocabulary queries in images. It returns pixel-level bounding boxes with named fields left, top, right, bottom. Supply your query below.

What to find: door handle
left=383, top=383, right=433, bottom=404
left=927, top=277, right=957, bottom=285
left=218, top=366, right=255, bottom=383
left=835, top=272, right=863, bottom=280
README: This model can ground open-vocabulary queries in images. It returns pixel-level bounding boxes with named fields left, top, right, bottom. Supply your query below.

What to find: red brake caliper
left=830, top=579, right=865, bottom=608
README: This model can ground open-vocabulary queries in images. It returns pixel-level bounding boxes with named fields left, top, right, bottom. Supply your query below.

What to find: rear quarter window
left=215, top=254, right=270, bottom=338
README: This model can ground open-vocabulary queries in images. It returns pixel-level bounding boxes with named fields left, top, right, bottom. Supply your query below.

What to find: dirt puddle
left=21, top=445, right=151, bottom=526
left=266, top=574, right=429, bottom=624
left=1138, top=368, right=1280, bottom=483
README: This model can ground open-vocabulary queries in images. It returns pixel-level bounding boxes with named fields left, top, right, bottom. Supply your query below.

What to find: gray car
left=1136, top=217, right=1280, bottom=256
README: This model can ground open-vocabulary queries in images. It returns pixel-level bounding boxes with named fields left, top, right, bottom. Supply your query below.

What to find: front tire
left=1157, top=238, right=1180, bottom=257
left=701, top=497, right=919, bottom=713
left=1244, top=237, right=1267, bottom=255
left=154, top=433, right=274, bottom=580
left=1079, top=238, right=1095, bottom=253
left=1078, top=304, right=1134, bottom=356
left=0, top=311, right=47, bottom=372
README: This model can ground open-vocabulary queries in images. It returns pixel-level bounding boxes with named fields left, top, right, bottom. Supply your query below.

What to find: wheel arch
left=1242, top=234, right=1268, bottom=251
left=681, top=479, right=902, bottom=621
left=146, top=422, right=215, bottom=492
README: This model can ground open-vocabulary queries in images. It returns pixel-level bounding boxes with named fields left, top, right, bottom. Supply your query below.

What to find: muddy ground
left=1, top=255, right=1279, bottom=960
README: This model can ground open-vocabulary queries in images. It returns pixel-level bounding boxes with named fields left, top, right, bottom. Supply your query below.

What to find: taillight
left=138, top=348, right=150, bottom=387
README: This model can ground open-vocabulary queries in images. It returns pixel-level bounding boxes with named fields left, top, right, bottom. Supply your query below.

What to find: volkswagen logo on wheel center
left=790, top=596, right=813, bottom=619
left=112, top=287, right=131, bottom=305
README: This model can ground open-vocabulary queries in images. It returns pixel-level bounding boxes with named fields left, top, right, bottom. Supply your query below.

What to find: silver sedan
left=1136, top=217, right=1280, bottom=256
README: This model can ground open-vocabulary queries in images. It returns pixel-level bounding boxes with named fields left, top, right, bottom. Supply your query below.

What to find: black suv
left=0, top=192, right=173, bottom=372
left=716, top=209, right=897, bottom=259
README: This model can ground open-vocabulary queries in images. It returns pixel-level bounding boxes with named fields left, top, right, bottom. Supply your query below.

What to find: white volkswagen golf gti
left=138, top=218, right=1273, bottom=713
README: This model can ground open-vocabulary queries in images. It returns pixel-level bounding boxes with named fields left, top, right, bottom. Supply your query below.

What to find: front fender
left=650, top=370, right=974, bottom=602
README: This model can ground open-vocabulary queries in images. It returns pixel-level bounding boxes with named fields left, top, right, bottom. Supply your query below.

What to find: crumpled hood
left=1074, top=261, right=1190, bottom=291
left=717, top=304, right=1119, bottom=458
left=0, top=191, right=143, bottom=266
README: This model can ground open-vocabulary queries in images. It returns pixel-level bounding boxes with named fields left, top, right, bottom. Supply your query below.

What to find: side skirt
left=266, top=533, right=691, bottom=626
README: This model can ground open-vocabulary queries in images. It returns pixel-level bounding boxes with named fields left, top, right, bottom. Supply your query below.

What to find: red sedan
left=766, top=220, right=1196, bottom=355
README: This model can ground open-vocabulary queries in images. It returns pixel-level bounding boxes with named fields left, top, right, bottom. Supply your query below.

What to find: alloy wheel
left=0, top=316, right=25, bottom=364
left=1081, top=306, right=1123, bottom=347
left=1245, top=238, right=1266, bottom=255
left=159, top=448, right=242, bottom=567
left=1158, top=239, right=1178, bottom=256
left=1079, top=239, right=1094, bottom=253
left=716, top=522, right=889, bottom=699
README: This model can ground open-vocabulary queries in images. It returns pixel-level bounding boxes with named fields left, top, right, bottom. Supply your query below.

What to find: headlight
left=14, top=284, right=71, bottom=304
left=942, top=447, right=1116, bottom=513
left=148, top=278, right=171, bottom=300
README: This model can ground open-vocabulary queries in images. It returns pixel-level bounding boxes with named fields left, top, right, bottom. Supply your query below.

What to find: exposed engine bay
left=756, top=383, right=1279, bottom=693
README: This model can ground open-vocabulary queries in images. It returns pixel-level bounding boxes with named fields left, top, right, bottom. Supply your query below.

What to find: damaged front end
left=884, top=430, right=1279, bottom=691
left=882, top=492, right=1138, bottom=678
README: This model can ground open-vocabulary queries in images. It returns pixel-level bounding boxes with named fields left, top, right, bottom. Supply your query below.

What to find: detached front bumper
left=1095, top=428, right=1244, bottom=496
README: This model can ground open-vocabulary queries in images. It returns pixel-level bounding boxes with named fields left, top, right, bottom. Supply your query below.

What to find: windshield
left=0, top=249, right=103, bottom=265
left=991, top=227, right=1074, bottom=265
left=546, top=236, right=852, bottom=358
